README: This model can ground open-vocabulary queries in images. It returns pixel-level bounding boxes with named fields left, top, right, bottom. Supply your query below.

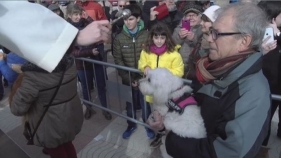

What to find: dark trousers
left=93, top=64, right=108, bottom=108
left=45, top=142, right=77, bottom=158
left=262, top=100, right=281, bottom=146
left=77, top=70, right=93, bottom=102
left=126, top=88, right=151, bottom=128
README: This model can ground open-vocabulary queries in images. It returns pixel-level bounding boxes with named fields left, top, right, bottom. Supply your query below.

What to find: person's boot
left=103, top=111, right=112, bottom=120
left=84, top=108, right=96, bottom=120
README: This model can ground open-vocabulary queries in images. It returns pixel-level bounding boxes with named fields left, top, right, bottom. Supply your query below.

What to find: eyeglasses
left=209, top=27, right=242, bottom=40
left=119, top=5, right=125, bottom=8
left=185, top=13, right=200, bottom=19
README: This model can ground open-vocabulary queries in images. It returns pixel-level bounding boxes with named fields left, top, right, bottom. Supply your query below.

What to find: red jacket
left=76, top=1, right=107, bottom=21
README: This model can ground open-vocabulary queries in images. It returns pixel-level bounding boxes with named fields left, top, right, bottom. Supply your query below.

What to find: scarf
left=67, top=18, right=88, bottom=30
left=196, top=51, right=255, bottom=83
left=150, top=44, right=167, bottom=56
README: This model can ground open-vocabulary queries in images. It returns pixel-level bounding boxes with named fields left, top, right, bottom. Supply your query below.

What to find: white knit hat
left=203, top=5, right=221, bottom=22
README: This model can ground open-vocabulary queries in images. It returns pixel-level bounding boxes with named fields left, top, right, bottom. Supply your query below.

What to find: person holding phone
left=148, top=0, right=183, bottom=33
left=172, top=4, right=203, bottom=77
left=185, top=5, right=220, bottom=81
left=257, top=2, right=281, bottom=157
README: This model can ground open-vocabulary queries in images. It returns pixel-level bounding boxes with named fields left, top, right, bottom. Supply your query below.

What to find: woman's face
left=184, top=12, right=201, bottom=27
left=275, top=13, right=281, bottom=27
left=200, top=20, right=212, bottom=33
left=200, top=15, right=212, bottom=33
left=68, top=13, right=81, bottom=23
left=153, top=35, right=166, bottom=47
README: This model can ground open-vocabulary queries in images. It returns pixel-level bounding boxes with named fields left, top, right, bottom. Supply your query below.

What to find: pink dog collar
left=166, top=93, right=197, bottom=115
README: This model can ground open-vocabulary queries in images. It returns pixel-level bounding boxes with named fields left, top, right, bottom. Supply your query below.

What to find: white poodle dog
left=139, top=68, right=206, bottom=138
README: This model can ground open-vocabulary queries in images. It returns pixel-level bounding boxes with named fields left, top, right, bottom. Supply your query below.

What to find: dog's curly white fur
left=139, top=68, right=206, bottom=138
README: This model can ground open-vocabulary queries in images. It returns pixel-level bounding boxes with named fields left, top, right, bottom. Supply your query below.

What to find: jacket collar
left=212, top=52, right=263, bottom=88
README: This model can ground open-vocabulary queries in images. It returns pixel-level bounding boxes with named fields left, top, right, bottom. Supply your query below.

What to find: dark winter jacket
left=10, top=55, right=83, bottom=148
left=166, top=52, right=271, bottom=158
left=113, top=20, right=147, bottom=86
left=262, top=35, right=281, bottom=95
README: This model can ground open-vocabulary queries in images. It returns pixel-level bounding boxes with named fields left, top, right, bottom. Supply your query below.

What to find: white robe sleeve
left=0, top=1, right=78, bottom=72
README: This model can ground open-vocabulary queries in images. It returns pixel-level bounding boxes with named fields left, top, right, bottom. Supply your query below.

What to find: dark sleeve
left=111, top=10, right=118, bottom=20
left=275, top=34, right=281, bottom=41
left=165, top=131, right=217, bottom=158
left=72, top=46, right=93, bottom=58
left=148, top=19, right=157, bottom=31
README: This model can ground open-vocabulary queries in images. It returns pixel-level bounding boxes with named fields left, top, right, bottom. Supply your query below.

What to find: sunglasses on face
left=119, top=5, right=125, bottom=7
left=209, top=27, right=242, bottom=40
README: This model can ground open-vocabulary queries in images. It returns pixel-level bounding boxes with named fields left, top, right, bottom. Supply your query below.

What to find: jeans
left=93, top=64, right=108, bottom=108
left=77, top=70, right=93, bottom=102
left=97, top=44, right=106, bottom=62
left=126, top=88, right=152, bottom=128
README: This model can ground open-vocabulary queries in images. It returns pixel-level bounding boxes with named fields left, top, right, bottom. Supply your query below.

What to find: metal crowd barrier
left=75, top=54, right=281, bottom=129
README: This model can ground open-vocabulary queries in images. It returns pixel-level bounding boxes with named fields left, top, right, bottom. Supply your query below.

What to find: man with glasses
left=150, top=3, right=271, bottom=158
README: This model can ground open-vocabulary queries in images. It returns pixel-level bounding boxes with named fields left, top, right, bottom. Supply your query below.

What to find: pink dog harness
left=166, top=93, right=198, bottom=115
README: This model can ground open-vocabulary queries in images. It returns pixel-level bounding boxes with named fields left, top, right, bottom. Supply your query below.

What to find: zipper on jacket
left=156, top=55, right=159, bottom=67
left=133, top=37, right=137, bottom=68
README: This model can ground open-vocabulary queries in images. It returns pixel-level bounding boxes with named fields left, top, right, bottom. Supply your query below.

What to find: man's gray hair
left=216, top=3, right=268, bottom=50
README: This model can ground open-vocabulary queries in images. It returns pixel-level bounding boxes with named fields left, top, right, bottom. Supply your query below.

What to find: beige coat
left=10, top=63, right=83, bottom=148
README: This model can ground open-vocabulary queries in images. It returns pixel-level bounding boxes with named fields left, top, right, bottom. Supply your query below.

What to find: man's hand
left=147, top=111, right=165, bottom=130
left=144, top=66, right=151, bottom=75
left=186, top=31, right=195, bottom=41
left=261, top=36, right=277, bottom=55
left=92, top=48, right=99, bottom=55
left=132, top=81, right=138, bottom=87
left=179, top=28, right=188, bottom=39
left=11, top=64, right=23, bottom=73
left=0, top=53, right=7, bottom=60
left=77, top=20, right=110, bottom=46
left=150, top=6, right=159, bottom=21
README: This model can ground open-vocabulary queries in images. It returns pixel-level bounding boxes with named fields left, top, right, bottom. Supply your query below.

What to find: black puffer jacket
left=262, top=35, right=281, bottom=95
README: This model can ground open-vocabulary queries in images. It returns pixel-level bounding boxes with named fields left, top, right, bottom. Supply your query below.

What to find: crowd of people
left=1, top=0, right=281, bottom=158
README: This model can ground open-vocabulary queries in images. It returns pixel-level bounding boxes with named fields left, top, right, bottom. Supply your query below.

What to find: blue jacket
left=0, top=53, right=26, bottom=84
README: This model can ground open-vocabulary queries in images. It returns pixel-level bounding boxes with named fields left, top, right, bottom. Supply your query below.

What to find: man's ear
left=239, top=34, right=252, bottom=51
left=137, top=16, right=140, bottom=22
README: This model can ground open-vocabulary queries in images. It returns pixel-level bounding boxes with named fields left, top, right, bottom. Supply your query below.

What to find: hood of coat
left=22, top=54, right=74, bottom=73
left=122, top=20, right=145, bottom=36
